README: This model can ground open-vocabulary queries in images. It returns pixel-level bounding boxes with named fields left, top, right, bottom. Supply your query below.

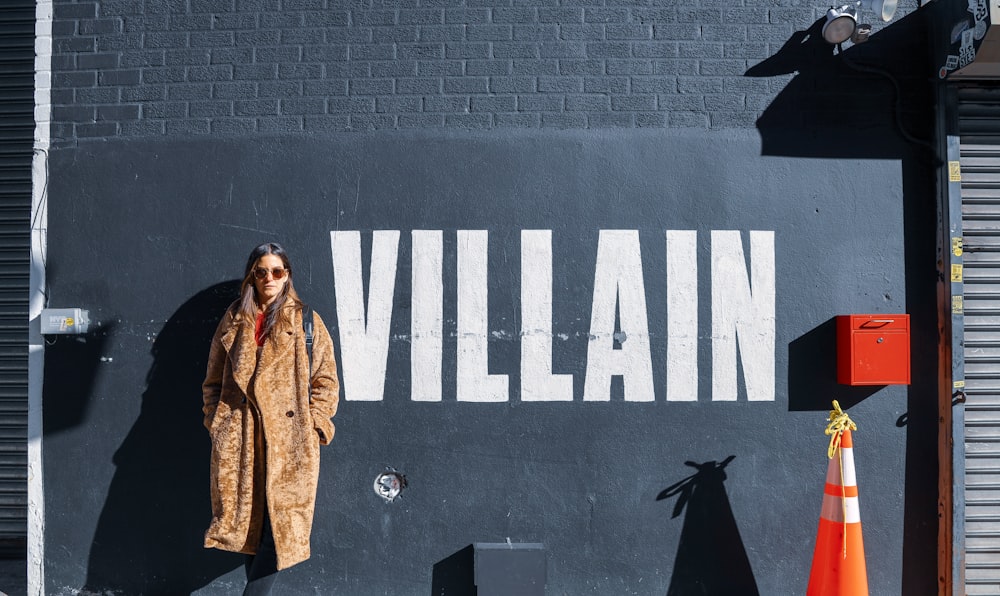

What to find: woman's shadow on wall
left=83, top=282, right=244, bottom=595
left=658, top=456, right=759, bottom=596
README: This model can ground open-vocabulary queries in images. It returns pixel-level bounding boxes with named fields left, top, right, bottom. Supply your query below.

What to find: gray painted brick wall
left=48, top=0, right=905, bottom=141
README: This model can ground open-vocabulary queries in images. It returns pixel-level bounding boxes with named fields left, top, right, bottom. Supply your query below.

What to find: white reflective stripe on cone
left=824, top=447, right=857, bottom=486
left=820, top=494, right=861, bottom=524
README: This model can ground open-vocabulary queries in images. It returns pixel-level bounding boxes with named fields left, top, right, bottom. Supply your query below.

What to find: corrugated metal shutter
left=959, top=84, right=1000, bottom=594
left=0, top=1, right=35, bottom=557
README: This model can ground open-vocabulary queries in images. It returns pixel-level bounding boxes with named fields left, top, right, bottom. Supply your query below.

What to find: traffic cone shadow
left=657, top=456, right=760, bottom=596
left=807, top=429, right=869, bottom=596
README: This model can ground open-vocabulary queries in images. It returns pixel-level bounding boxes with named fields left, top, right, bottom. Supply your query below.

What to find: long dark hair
left=236, top=242, right=301, bottom=341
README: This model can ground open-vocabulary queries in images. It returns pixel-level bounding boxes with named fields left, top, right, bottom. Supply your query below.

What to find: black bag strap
left=302, top=305, right=314, bottom=402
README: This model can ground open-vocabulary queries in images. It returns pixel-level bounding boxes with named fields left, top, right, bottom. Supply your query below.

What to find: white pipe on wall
left=30, top=0, right=53, bottom=594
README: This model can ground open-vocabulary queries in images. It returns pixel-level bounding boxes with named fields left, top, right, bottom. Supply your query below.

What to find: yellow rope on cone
left=825, top=400, right=857, bottom=460
left=824, top=400, right=857, bottom=559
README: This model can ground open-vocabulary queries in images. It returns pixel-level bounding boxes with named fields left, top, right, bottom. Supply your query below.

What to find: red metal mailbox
left=836, top=314, right=911, bottom=386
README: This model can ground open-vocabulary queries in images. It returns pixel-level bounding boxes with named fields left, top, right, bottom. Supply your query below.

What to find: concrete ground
left=0, top=559, right=25, bottom=596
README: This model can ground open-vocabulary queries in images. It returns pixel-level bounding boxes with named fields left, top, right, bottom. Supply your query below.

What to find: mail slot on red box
left=836, top=314, right=911, bottom=385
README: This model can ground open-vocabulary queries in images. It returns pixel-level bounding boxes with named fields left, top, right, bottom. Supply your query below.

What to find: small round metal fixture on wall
left=374, top=467, right=408, bottom=503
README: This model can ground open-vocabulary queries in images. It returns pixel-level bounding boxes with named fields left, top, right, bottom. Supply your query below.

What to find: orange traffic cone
left=807, top=402, right=868, bottom=596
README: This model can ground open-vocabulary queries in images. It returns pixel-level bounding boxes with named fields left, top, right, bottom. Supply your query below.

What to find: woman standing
left=202, top=243, right=340, bottom=595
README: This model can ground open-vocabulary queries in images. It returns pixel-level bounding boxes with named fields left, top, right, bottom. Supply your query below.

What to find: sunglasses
left=252, top=267, right=288, bottom=280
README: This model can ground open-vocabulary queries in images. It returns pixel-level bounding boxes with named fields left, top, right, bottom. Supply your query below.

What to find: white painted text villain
left=331, top=230, right=775, bottom=402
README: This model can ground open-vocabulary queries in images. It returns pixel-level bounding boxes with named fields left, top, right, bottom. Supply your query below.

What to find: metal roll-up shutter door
left=960, top=84, right=1000, bottom=594
left=0, top=1, right=35, bottom=556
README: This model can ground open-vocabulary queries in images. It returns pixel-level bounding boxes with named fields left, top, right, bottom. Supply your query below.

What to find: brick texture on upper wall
left=47, top=0, right=908, bottom=140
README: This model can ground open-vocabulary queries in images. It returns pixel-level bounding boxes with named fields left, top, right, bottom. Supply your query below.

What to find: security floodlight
left=820, top=0, right=896, bottom=45
left=861, top=0, right=896, bottom=21
left=822, top=5, right=858, bottom=44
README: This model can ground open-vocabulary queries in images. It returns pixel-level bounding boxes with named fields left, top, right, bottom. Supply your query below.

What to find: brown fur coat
left=202, top=302, right=340, bottom=570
